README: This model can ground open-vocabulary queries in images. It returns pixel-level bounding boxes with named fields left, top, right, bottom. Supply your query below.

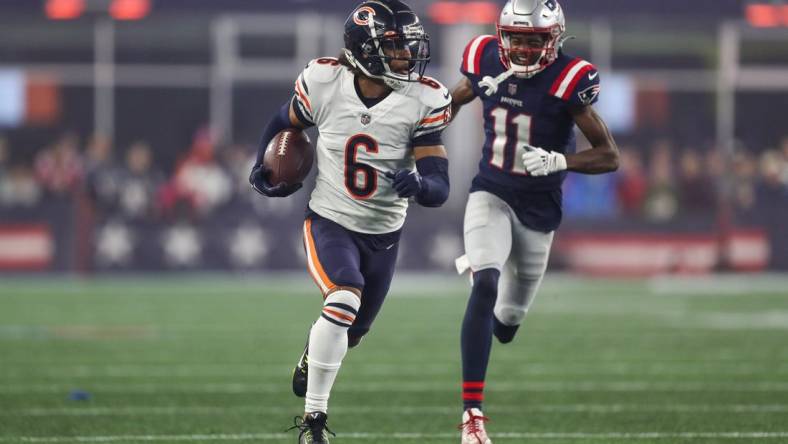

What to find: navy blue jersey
left=460, top=35, right=600, bottom=232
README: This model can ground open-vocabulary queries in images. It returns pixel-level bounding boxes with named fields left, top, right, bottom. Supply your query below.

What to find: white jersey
left=292, top=57, right=451, bottom=234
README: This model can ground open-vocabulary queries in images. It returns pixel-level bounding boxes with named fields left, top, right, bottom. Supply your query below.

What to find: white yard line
left=4, top=361, right=788, bottom=371
left=3, top=431, right=788, bottom=442
left=3, top=381, right=788, bottom=394
left=3, top=361, right=788, bottom=379
left=647, top=274, right=788, bottom=295
left=2, top=272, right=785, bottom=297
left=3, top=404, right=788, bottom=417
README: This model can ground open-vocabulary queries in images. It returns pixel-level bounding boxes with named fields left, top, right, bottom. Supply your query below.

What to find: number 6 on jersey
left=344, top=134, right=379, bottom=199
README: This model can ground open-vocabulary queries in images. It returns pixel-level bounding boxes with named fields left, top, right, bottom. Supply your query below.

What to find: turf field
left=1, top=274, right=787, bottom=443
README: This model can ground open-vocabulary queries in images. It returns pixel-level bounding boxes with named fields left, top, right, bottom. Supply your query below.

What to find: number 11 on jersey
left=489, top=107, right=532, bottom=175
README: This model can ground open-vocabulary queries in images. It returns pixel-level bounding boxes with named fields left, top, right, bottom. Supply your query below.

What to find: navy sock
left=461, top=268, right=500, bottom=411
left=493, top=316, right=520, bottom=344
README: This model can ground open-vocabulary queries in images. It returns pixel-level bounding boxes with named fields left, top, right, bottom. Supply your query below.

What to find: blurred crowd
left=0, top=129, right=255, bottom=222
left=563, top=138, right=787, bottom=223
left=1, top=130, right=787, bottom=224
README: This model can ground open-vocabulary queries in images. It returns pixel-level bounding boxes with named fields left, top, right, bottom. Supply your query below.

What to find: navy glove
left=249, top=165, right=302, bottom=198
left=385, top=169, right=423, bottom=198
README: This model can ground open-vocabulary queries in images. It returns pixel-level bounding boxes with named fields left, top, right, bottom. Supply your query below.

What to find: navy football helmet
left=343, top=0, right=430, bottom=90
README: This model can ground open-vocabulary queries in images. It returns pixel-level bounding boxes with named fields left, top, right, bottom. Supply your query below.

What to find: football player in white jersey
left=249, top=1, right=451, bottom=442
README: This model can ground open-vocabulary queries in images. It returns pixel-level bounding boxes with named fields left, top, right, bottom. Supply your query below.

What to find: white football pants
left=460, top=191, right=554, bottom=326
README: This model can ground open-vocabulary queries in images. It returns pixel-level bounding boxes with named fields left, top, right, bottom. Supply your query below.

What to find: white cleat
left=459, top=408, right=492, bottom=444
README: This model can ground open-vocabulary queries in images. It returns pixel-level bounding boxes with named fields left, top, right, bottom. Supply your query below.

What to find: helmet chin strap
left=343, top=48, right=366, bottom=73
left=383, top=76, right=407, bottom=91
left=343, top=48, right=409, bottom=91
left=381, top=61, right=414, bottom=91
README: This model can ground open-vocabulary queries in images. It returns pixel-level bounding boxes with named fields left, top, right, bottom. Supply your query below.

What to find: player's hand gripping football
left=249, top=164, right=302, bottom=198
left=385, top=169, right=423, bottom=198
left=522, top=144, right=567, bottom=177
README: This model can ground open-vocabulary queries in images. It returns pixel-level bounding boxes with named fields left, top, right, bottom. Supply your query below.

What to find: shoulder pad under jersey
left=414, top=76, right=451, bottom=110
left=460, top=35, right=497, bottom=77
left=293, top=57, right=345, bottom=126
left=302, top=57, right=345, bottom=85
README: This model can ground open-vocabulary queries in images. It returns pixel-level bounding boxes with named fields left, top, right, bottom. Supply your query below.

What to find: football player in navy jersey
left=449, top=1, right=619, bottom=442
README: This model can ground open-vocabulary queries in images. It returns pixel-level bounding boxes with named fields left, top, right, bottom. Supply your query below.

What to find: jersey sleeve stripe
left=414, top=121, right=448, bottom=134
left=463, top=35, right=495, bottom=75
left=299, top=75, right=309, bottom=95
left=472, top=36, right=496, bottom=74
left=427, top=104, right=450, bottom=117
left=462, top=40, right=473, bottom=72
left=291, top=96, right=314, bottom=126
left=473, top=37, right=495, bottom=74
left=551, top=60, right=593, bottom=99
left=291, top=90, right=313, bottom=122
left=549, top=58, right=582, bottom=95
left=419, top=111, right=450, bottom=125
left=416, top=114, right=450, bottom=131
left=560, top=65, right=595, bottom=100
left=414, top=121, right=449, bottom=138
left=294, top=77, right=312, bottom=114
left=296, top=96, right=313, bottom=117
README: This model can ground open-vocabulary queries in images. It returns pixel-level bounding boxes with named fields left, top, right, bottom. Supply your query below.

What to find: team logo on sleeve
left=578, top=84, right=600, bottom=105
left=353, top=6, right=376, bottom=26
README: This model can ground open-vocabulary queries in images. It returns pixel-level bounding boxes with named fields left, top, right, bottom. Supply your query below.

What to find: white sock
left=304, top=289, right=360, bottom=414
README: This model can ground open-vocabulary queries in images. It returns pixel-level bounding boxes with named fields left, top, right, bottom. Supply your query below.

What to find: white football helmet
left=497, top=0, right=566, bottom=78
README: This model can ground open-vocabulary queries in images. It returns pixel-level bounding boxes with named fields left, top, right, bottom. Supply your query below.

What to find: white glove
left=521, top=145, right=567, bottom=177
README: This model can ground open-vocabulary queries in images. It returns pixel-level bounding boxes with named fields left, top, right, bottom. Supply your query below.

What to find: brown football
left=263, top=129, right=314, bottom=186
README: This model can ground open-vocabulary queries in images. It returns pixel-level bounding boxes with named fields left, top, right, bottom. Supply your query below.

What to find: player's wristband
left=415, top=156, right=449, bottom=208
left=255, top=101, right=295, bottom=167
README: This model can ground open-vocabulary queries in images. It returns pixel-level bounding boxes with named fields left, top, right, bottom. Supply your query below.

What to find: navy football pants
left=303, top=213, right=399, bottom=344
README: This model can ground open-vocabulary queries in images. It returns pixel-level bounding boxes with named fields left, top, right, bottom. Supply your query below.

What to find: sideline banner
left=0, top=225, right=54, bottom=270
left=556, top=230, right=770, bottom=276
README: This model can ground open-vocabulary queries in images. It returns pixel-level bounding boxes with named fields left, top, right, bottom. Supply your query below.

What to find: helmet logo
left=353, top=6, right=376, bottom=26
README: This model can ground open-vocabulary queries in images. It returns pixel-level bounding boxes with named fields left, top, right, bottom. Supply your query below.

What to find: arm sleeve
left=415, top=156, right=450, bottom=208
left=254, top=101, right=295, bottom=166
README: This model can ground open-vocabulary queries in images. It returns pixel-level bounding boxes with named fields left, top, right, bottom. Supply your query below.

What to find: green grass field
left=1, top=274, right=787, bottom=443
